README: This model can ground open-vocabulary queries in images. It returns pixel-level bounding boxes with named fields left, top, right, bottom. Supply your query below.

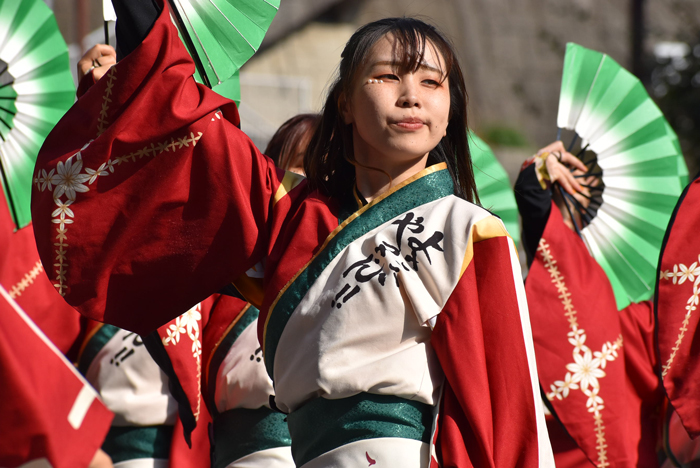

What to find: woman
left=31, top=2, right=552, bottom=465
left=265, top=113, right=321, bottom=175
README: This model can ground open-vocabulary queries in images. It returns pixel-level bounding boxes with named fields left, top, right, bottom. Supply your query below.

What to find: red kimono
left=31, top=3, right=553, bottom=465
left=149, top=296, right=293, bottom=467
left=656, top=172, right=700, bottom=463
left=526, top=203, right=663, bottom=467
left=0, top=285, right=113, bottom=468
left=0, top=193, right=86, bottom=358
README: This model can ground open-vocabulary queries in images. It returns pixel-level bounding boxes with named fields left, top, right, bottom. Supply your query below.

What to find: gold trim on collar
left=263, top=162, right=449, bottom=348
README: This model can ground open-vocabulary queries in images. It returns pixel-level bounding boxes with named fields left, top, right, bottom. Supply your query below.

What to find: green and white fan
left=0, top=0, right=75, bottom=230
left=557, top=42, right=687, bottom=309
left=168, top=0, right=279, bottom=97
left=469, top=131, right=520, bottom=247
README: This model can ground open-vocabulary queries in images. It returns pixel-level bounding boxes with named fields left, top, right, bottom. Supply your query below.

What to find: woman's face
left=343, top=34, right=451, bottom=170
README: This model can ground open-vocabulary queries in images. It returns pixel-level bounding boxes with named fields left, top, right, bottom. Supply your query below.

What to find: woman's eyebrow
left=370, top=60, right=443, bottom=74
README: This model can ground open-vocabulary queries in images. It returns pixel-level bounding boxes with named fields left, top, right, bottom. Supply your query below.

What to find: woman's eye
left=423, top=79, right=440, bottom=87
left=378, top=74, right=399, bottom=81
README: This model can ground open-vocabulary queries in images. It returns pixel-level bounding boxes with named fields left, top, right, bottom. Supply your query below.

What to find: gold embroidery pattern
left=538, top=238, right=623, bottom=468
left=8, top=261, right=44, bottom=298
left=162, top=303, right=204, bottom=420
left=659, top=256, right=700, bottom=378
left=33, top=130, right=203, bottom=296
left=32, top=66, right=219, bottom=417
left=97, top=67, right=116, bottom=136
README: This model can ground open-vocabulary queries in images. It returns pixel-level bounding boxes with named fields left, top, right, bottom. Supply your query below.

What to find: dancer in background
left=264, top=114, right=321, bottom=175
left=32, top=1, right=554, bottom=465
left=0, top=94, right=113, bottom=467
left=77, top=44, right=300, bottom=468
left=516, top=141, right=665, bottom=467
left=144, top=114, right=324, bottom=468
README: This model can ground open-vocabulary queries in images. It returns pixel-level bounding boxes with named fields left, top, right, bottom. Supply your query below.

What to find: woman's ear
left=339, top=92, right=354, bottom=125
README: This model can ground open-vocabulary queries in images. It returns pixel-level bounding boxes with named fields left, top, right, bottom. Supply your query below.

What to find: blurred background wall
left=49, top=0, right=700, bottom=181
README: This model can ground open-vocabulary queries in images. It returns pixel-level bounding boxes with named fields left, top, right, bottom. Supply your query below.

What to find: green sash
left=287, top=393, right=433, bottom=466
left=212, top=407, right=291, bottom=468
left=102, top=425, right=172, bottom=463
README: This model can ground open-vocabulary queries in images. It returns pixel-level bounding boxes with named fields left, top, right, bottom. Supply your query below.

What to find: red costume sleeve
left=0, top=285, right=113, bottom=468
left=432, top=235, right=550, bottom=467
left=526, top=203, right=663, bottom=467
left=31, top=2, right=295, bottom=335
left=656, top=175, right=700, bottom=439
left=0, top=196, right=85, bottom=359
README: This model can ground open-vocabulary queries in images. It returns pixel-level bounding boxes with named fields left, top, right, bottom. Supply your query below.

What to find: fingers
left=91, top=53, right=117, bottom=81
left=77, top=44, right=117, bottom=81
left=536, top=140, right=566, bottom=157
left=545, top=155, right=587, bottom=196
left=559, top=151, right=588, bottom=173
left=88, top=449, right=113, bottom=468
left=538, top=140, right=590, bottom=175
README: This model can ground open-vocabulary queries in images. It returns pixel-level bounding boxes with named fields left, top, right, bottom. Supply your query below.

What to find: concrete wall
left=45, top=0, right=700, bottom=176
left=238, top=0, right=700, bottom=178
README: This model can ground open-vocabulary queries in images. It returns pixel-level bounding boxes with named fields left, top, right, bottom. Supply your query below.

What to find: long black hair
left=304, top=17, right=479, bottom=204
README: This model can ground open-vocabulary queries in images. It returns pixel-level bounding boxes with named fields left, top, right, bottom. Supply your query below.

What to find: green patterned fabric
left=287, top=393, right=432, bottom=466
left=77, top=324, right=120, bottom=374
left=102, top=425, right=173, bottom=463
left=212, top=407, right=291, bottom=468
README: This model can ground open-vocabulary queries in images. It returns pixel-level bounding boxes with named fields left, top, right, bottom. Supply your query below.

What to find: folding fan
left=469, top=131, right=520, bottom=247
left=168, top=0, right=279, bottom=93
left=556, top=43, right=688, bottom=309
left=0, top=0, right=75, bottom=230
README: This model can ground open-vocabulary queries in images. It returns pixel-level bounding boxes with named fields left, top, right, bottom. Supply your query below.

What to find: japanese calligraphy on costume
left=30, top=3, right=553, bottom=466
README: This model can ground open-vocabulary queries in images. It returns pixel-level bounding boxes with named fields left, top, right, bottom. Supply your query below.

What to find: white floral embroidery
left=162, top=304, right=203, bottom=360
left=33, top=168, right=55, bottom=191
left=539, top=238, right=623, bottom=468
left=49, top=155, right=91, bottom=201
left=32, top=66, right=215, bottom=422
left=162, top=303, right=204, bottom=420
left=659, top=254, right=700, bottom=378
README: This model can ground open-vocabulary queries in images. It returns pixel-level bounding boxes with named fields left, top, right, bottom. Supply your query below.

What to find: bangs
left=342, top=17, right=455, bottom=89
left=386, top=22, right=452, bottom=81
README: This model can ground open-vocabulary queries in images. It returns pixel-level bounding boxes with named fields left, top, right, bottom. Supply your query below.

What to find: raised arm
left=31, top=2, right=290, bottom=335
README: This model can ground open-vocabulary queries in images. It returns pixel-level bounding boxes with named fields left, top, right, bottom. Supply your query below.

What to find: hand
left=77, top=44, right=117, bottom=82
left=88, top=448, right=113, bottom=468
left=536, top=140, right=590, bottom=197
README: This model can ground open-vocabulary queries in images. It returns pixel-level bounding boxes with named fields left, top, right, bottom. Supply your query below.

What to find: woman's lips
left=393, top=118, right=425, bottom=130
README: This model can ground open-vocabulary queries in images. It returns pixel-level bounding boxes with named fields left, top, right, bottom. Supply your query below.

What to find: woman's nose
left=398, top=79, right=421, bottom=108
